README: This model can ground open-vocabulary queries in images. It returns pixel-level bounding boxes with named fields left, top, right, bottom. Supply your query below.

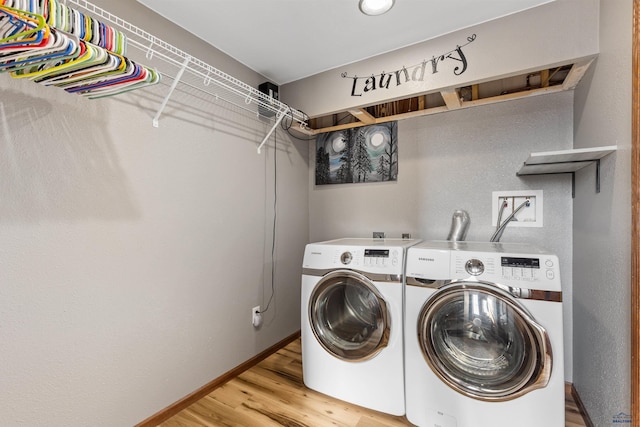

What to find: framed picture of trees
left=315, top=122, right=398, bottom=185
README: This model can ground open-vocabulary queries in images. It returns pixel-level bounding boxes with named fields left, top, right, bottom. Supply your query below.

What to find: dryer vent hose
left=446, top=210, right=470, bottom=241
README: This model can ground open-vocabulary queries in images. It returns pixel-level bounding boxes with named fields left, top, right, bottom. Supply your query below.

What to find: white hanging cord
left=260, top=132, right=278, bottom=316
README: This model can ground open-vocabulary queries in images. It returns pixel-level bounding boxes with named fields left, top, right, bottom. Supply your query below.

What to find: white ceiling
left=136, top=0, right=553, bottom=85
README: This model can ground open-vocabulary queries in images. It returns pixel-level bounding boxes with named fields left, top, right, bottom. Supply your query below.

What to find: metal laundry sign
left=342, top=34, right=477, bottom=98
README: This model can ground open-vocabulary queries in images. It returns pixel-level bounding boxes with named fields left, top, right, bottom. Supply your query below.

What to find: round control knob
left=465, top=258, right=485, bottom=276
left=340, top=251, right=353, bottom=265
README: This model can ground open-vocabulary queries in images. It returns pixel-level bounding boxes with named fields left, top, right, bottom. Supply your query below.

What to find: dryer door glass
left=418, top=283, right=551, bottom=401
left=309, top=270, right=390, bottom=362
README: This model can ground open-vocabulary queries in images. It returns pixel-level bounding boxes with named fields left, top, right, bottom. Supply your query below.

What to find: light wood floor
left=161, top=339, right=588, bottom=427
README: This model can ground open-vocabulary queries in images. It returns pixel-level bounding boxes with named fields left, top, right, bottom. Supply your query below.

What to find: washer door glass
left=418, top=282, right=551, bottom=401
left=309, top=270, right=390, bottom=362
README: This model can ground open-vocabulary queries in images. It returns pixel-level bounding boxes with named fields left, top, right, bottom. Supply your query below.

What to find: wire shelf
left=64, top=0, right=310, bottom=135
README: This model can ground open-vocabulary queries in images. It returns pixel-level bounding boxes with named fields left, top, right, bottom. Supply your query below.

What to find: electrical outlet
left=252, top=305, right=262, bottom=327
left=491, top=190, right=543, bottom=227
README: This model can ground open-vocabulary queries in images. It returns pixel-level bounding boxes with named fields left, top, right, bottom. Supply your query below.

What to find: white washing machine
left=404, top=241, right=564, bottom=427
left=301, top=237, right=420, bottom=416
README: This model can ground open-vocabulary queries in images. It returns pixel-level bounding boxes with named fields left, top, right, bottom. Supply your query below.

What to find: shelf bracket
left=569, top=160, right=600, bottom=197
left=595, top=159, right=601, bottom=193
left=152, top=55, right=191, bottom=128
left=516, top=146, right=616, bottom=198
left=257, top=109, right=288, bottom=154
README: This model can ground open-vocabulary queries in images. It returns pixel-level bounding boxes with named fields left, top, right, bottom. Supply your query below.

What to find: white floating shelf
left=517, top=146, right=617, bottom=196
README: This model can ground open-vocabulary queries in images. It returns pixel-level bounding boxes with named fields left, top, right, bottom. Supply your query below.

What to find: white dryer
left=404, top=241, right=564, bottom=427
left=301, top=238, right=420, bottom=416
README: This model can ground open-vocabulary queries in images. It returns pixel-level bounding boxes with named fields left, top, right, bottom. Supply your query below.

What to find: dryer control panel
left=364, top=249, right=398, bottom=267
left=303, top=238, right=421, bottom=277
left=336, top=248, right=402, bottom=273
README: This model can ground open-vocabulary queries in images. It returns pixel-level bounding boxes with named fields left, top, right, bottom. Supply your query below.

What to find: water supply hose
left=490, top=199, right=530, bottom=242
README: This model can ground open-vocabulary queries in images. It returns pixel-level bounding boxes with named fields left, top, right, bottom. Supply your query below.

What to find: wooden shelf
left=517, top=146, right=617, bottom=196
left=294, top=59, right=594, bottom=136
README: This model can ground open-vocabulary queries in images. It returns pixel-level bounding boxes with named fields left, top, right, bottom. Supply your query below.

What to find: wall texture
left=0, top=1, right=309, bottom=425
left=572, top=1, right=633, bottom=426
left=1, top=1, right=631, bottom=426
left=308, top=91, right=575, bottom=380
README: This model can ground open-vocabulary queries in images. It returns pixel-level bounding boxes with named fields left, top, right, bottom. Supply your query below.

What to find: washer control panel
left=453, top=251, right=560, bottom=288
left=501, top=256, right=546, bottom=280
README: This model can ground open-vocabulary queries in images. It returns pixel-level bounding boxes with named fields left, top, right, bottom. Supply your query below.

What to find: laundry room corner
left=571, top=0, right=633, bottom=425
left=308, top=91, right=575, bottom=382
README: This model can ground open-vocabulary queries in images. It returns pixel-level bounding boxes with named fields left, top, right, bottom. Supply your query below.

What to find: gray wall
left=0, top=1, right=309, bottom=425
left=1, top=1, right=632, bottom=426
left=572, top=1, right=632, bottom=425
left=309, top=91, right=575, bottom=380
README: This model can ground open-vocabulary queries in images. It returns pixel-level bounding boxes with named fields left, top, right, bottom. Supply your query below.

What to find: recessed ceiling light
left=359, top=0, right=395, bottom=16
